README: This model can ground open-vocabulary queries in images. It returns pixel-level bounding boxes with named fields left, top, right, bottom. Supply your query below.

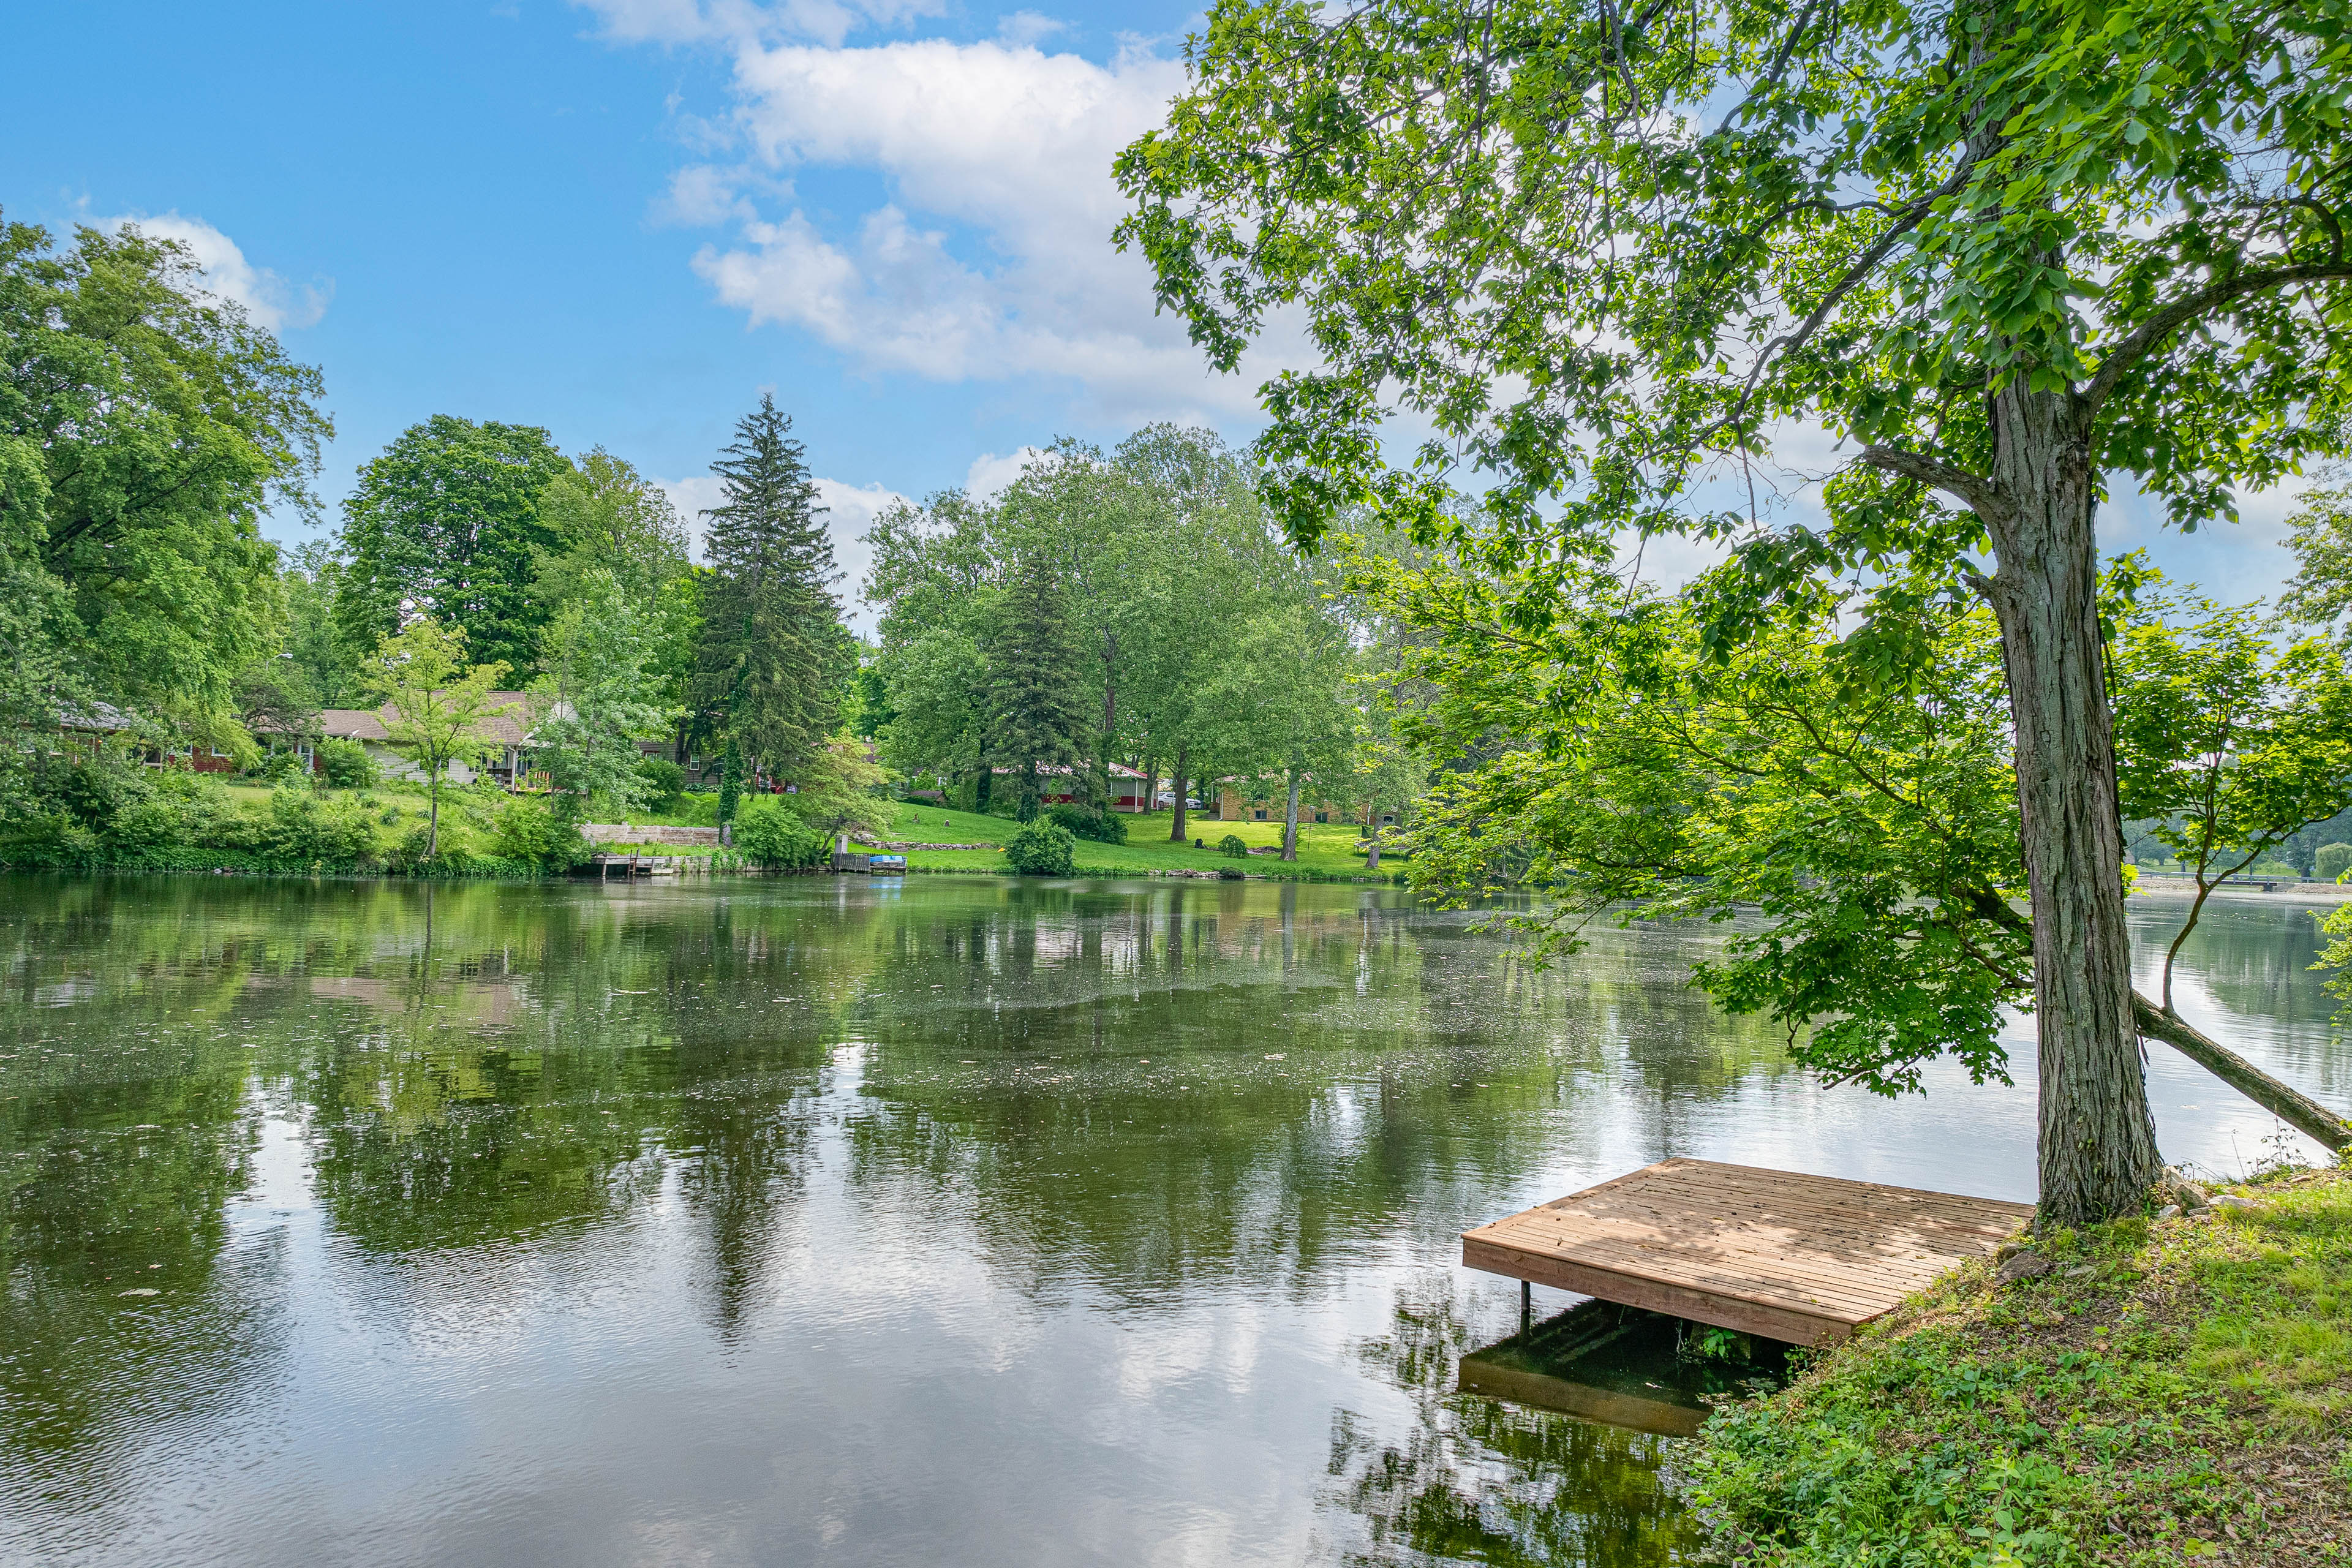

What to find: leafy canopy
left=1117, top=0, right=2352, bottom=607
left=1, top=213, right=329, bottom=730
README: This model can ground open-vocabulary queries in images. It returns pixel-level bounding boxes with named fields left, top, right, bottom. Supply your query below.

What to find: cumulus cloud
left=658, top=471, right=905, bottom=632
left=963, top=447, right=1047, bottom=499
left=651, top=163, right=760, bottom=226
left=653, top=36, right=1275, bottom=423
left=97, top=212, right=330, bottom=331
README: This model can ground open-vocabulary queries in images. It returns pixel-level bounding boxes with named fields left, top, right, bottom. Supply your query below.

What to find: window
left=1314, top=812, right=1327, bottom=824
left=1254, top=810, right=1267, bottom=821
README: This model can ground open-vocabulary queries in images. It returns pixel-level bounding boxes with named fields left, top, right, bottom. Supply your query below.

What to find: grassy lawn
left=1694, top=1164, right=2352, bottom=1566
left=886, top=802, right=1395, bottom=878
left=198, top=783, right=1398, bottom=878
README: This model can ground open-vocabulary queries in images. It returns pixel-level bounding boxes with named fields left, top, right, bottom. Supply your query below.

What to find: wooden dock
left=1463, top=1159, right=2033, bottom=1347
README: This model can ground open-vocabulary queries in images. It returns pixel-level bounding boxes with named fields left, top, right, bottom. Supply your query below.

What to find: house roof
left=318, top=693, right=542, bottom=747
left=56, top=702, right=139, bottom=734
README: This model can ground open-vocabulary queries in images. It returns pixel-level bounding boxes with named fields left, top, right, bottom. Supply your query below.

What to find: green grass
left=1693, top=1164, right=2352, bottom=1566
left=884, top=802, right=1396, bottom=878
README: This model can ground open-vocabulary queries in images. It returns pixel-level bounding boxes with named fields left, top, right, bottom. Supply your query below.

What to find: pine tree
left=691, top=397, right=845, bottom=786
left=986, top=552, right=1086, bottom=819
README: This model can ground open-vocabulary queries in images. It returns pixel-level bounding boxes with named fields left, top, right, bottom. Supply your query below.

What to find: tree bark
left=1981, top=382, right=2162, bottom=1226
left=1281, top=768, right=1302, bottom=861
left=2133, top=993, right=2352, bottom=1151
left=1169, top=740, right=1190, bottom=841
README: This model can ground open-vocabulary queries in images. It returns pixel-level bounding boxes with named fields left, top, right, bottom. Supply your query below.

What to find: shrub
left=32, top=751, right=154, bottom=832
left=1046, top=802, right=1128, bottom=843
left=249, top=789, right=377, bottom=864
left=317, top=739, right=375, bottom=788
left=1218, top=834, right=1248, bottom=858
left=735, top=796, right=830, bottom=869
left=1004, top=819, right=1076, bottom=876
left=105, top=796, right=192, bottom=854
left=247, top=747, right=311, bottom=785
left=493, top=796, right=589, bottom=870
left=2318, top=843, right=2352, bottom=883
left=0, top=813, right=99, bottom=867
left=635, top=756, right=687, bottom=812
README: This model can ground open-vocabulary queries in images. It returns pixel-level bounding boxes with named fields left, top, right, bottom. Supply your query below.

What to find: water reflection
left=0, top=875, right=2343, bottom=1565
left=1328, top=1285, right=1701, bottom=1566
left=1455, top=1301, right=1787, bottom=1441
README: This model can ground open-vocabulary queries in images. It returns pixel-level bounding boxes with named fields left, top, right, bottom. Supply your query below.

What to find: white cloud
left=97, top=211, right=330, bottom=331
left=995, top=10, right=1064, bottom=46
left=657, top=472, right=905, bottom=633
left=668, top=37, right=1274, bottom=422
left=651, top=163, right=759, bottom=226
left=963, top=447, right=1046, bottom=499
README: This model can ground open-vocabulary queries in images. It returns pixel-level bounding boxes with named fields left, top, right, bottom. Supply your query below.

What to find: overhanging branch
left=2086, top=261, right=2352, bottom=412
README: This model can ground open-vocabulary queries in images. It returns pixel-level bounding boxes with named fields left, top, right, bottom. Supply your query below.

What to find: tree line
left=0, top=210, right=861, bottom=862
left=1, top=209, right=1420, bottom=874
left=864, top=426, right=1420, bottom=859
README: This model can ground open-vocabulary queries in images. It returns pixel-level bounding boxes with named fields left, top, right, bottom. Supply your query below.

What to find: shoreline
left=1693, top=1164, right=2350, bottom=1565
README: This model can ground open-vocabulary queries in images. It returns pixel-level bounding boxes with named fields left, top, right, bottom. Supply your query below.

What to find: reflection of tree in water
left=0, top=876, right=270, bottom=1515
left=835, top=885, right=1797, bottom=1310
left=1324, top=1284, right=1700, bottom=1567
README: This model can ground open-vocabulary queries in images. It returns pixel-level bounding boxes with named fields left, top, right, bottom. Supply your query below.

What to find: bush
left=1004, top=819, right=1076, bottom=876
left=2318, top=843, right=2352, bottom=883
left=247, top=747, right=310, bottom=785
left=493, top=796, right=589, bottom=870
left=317, top=739, right=375, bottom=788
left=1219, top=834, right=1248, bottom=858
left=247, top=789, right=377, bottom=864
left=0, top=813, right=99, bottom=867
left=635, top=756, right=687, bottom=812
left=105, top=796, right=192, bottom=854
left=1046, top=802, right=1128, bottom=843
left=734, top=796, right=830, bottom=869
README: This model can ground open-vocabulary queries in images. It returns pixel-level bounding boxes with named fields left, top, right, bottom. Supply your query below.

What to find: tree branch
left=2086, top=262, right=2352, bottom=412
left=1858, top=445, right=2011, bottom=525
left=2133, top=992, right=2352, bottom=1151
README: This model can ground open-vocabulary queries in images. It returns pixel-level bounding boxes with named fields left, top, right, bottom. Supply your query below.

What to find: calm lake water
left=1, top=873, right=2342, bottom=1566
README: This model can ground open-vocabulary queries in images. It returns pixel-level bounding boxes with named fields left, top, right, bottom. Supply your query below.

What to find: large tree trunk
left=1281, top=768, right=1302, bottom=861
left=1984, top=383, right=2162, bottom=1226
left=1169, top=741, right=1190, bottom=841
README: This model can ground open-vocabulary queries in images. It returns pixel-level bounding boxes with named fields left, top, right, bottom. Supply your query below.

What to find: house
left=1211, top=782, right=1400, bottom=830
left=318, top=692, right=545, bottom=787
left=988, top=762, right=1160, bottom=810
left=54, top=704, right=238, bottom=772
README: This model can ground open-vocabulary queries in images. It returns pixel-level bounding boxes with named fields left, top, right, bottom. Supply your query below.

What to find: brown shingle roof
left=318, top=693, right=541, bottom=747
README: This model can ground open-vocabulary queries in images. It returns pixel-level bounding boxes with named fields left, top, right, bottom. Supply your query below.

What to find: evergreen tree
left=691, top=396, right=845, bottom=786
left=986, top=551, right=1086, bottom=819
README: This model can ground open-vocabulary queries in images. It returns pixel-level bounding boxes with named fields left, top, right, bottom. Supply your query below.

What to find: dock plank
left=1463, top=1158, right=2031, bottom=1346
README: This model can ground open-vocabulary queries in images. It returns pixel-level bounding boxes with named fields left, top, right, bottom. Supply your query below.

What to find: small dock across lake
left=1463, top=1158, right=2033, bottom=1347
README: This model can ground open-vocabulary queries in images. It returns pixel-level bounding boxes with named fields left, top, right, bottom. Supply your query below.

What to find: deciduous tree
left=336, top=416, right=568, bottom=674
left=1118, top=0, right=2352, bottom=1222
left=366, top=619, right=513, bottom=860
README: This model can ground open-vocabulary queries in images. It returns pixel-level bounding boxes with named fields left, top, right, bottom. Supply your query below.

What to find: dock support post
left=1520, top=1280, right=1531, bottom=1333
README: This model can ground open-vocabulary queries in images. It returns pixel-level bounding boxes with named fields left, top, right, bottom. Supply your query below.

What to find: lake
left=1, top=873, right=2341, bottom=1566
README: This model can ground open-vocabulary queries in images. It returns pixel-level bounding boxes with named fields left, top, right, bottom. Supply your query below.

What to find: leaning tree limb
left=2133, top=992, right=2352, bottom=1152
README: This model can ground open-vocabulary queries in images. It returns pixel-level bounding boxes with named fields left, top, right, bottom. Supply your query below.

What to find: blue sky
left=1, top=0, right=2319, bottom=616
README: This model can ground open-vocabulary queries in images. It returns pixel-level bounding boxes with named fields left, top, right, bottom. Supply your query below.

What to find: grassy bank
left=883, top=803, right=1398, bottom=878
left=1692, top=1164, right=2351, bottom=1566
